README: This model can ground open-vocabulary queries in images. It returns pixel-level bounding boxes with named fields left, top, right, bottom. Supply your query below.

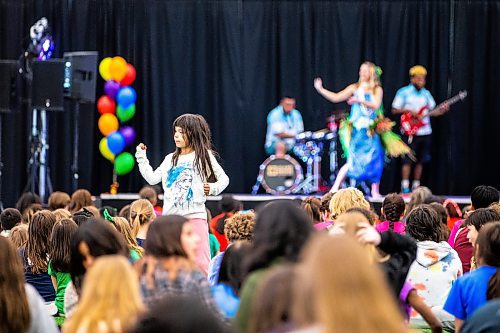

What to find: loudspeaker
left=0, top=60, right=19, bottom=113
left=32, top=59, right=65, bottom=111
left=63, top=51, right=98, bottom=102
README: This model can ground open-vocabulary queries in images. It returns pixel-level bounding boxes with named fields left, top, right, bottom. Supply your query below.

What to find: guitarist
left=391, top=65, right=448, bottom=194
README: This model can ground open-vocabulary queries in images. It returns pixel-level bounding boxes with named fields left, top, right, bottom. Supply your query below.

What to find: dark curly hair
left=463, top=208, right=500, bottom=232
left=382, top=193, right=405, bottom=224
left=406, top=205, right=441, bottom=243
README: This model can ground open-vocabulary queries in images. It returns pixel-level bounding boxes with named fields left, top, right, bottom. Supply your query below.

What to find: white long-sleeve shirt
left=135, top=147, right=229, bottom=219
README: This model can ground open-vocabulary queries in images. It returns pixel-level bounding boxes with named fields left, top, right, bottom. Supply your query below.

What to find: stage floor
left=97, top=193, right=471, bottom=216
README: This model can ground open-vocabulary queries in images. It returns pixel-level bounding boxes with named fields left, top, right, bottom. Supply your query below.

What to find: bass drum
left=259, top=155, right=303, bottom=195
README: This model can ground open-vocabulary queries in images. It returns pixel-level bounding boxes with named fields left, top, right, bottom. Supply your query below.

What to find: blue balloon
left=106, top=131, right=126, bottom=155
left=116, top=87, right=137, bottom=108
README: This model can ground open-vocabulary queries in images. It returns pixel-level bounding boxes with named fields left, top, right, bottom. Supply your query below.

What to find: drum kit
left=252, top=113, right=345, bottom=195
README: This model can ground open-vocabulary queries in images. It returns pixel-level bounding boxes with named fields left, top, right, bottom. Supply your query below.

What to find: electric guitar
left=400, top=90, right=468, bottom=136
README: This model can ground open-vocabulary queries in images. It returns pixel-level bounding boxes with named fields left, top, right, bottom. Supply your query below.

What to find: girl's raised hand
left=138, top=143, right=147, bottom=151
left=313, top=77, right=323, bottom=91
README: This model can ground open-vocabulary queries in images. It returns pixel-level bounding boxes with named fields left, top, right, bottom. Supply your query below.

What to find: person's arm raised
left=314, top=78, right=356, bottom=103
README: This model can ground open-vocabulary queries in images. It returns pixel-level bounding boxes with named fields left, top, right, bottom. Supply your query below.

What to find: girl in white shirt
left=136, top=113, right=229, bottom=275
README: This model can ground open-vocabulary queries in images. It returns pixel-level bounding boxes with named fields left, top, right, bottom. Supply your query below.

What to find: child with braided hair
left=377, top=193, right=406, bottom=234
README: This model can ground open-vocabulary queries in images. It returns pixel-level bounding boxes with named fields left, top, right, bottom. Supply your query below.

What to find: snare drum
left=259, top=155, right=303, bottom=195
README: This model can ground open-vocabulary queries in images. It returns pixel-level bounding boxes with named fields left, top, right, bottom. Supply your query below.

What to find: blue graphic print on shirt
left=166, top=164, right=194, bottom=208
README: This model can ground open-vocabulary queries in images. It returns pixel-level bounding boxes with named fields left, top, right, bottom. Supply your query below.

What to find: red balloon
left=120, top=64, right=136, bottom=86
left=97, top=96, right=116, bottom=114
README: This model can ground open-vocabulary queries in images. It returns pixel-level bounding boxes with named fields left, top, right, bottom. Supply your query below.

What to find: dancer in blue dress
left=314, top=62, right=385, bottom=197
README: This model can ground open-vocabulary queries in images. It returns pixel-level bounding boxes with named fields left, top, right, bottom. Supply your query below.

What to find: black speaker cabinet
left=63, top=51, right=98, bottom=103
left=32, top=59, right=65, bottom=111
left=0, top=60, right=19, bottom=113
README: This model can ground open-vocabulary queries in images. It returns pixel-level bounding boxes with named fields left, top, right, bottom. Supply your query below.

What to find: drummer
left=264, top=96, right=304, bottom=155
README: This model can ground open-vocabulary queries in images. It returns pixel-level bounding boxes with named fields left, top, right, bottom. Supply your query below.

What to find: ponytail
left=487, top=269, right=500, bottom=300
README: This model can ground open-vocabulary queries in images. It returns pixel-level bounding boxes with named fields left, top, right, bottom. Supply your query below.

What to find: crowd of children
left=0, top=113, right=499, bottom=333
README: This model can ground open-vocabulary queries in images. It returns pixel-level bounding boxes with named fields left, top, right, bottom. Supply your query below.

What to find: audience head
left=329, top=187, right=370, bottom=219
left=301, top=197, right=322, bottom=224
left=9, top=224, right=28, bottom=250
left=64, top=256, right=145, bottom=333
left=70, top=218, right=128, bottom=292
left=346, top=207, right=378, bottom=226
left=320, top=192, right=334, bottom=221
left=47, top=191, right=70, bottom=210
left=245, top=200, right=313, bottom=274
left=293, top=234, right=404, bottom=333
left=139, top=185, right=159, bottom=207
left=219, top=195, right=242, bottom=213
left=50, top=218, right=78, bottom=273
left=0, top=208, right=22, bottom=231
left=21, top=203, right=43, bottom=224
left=407, top=186, right=432, bottom=212
left=217, top=241, right=251, bottom=296
left=130, top=199, right=156, bottom=236
left=68, top=189, right=93, bottom=213
left=464, top=208, right=500, bottom=246
left=224, top=210, right=255, bottom=242
left=113, top=216, right=144, bottom=257
left=15, top=192, right=41, bottom=215
left=145, top=215, right=199, bottom=261
left=26, top=210, right=57, bottom=274
left=119, top=204, right=131, bottom=220
left=474, top=222, right=500, bottom=300
left=0, top=237, right=31, bottom=333
left=99, top=206, right=118, bottom=220
left=71, top=208, right=94, bottom=226
left=329, top=211, right=381, bottom=263
left=132, top=296, right=230, bottom=333
left=471, top=185, right=499, bottom=210
left=52, top=208, right=72, bottom=222
left=381, top=193, right=405, bottom=222
left=406, top=205, right=441, bottom=243
left=249, top=264, right=296, bottom=333
left=430, top=202, right=450, bottom=241
left=443, top=199, right=462, bottom=219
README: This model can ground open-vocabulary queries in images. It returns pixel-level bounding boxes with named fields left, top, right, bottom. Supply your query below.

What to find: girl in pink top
left=377, top=193, right=406, bottom=234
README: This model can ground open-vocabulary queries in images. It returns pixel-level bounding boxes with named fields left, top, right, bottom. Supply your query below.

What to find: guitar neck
left=430, top=91, right=467, bottom=114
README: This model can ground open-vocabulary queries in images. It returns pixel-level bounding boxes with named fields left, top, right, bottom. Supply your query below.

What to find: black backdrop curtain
left=0, top=0, right=498, bottom=207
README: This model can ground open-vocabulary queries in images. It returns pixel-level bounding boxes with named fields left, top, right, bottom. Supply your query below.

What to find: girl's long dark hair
left=25, top=210, right=57, bottom=274
left=243, top=201, right=313, bottom=277
left=172, top=114, right=218, bottom=182
left=475, top=222, right=500, bottom=300
left=50, top=218, right=78, bottom=272
left=70, top=218, right=128, bottom=293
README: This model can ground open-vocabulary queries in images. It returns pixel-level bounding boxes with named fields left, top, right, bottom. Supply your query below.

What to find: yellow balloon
left=99, top=137, right=115, bottom=162
left=99, top=57, right=113, bottom=81
left=109, top=56, right=128, bottom=82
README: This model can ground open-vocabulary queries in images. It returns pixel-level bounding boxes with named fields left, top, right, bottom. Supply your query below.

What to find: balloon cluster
left=97, top=56, right=137, bottom=176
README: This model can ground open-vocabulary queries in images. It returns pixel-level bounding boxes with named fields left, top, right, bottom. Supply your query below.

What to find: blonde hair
left=333, top=211, right=382, bottom=263
left=9, top=224, right=29, bottom=250
left=64, top=256, right=145, bottom=333
left=52, top=208, right=72, bottom=222
left=329, top=188, right=370, bottom=219
left=358, top=61, right=380, bottom=93
left=113, top=217, right=144, bottom=257
left=130, top=199, right=155, bottom=237
left=409, top=65, right=427, bottom=77
left=293, top=234, right=405, bottom=333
